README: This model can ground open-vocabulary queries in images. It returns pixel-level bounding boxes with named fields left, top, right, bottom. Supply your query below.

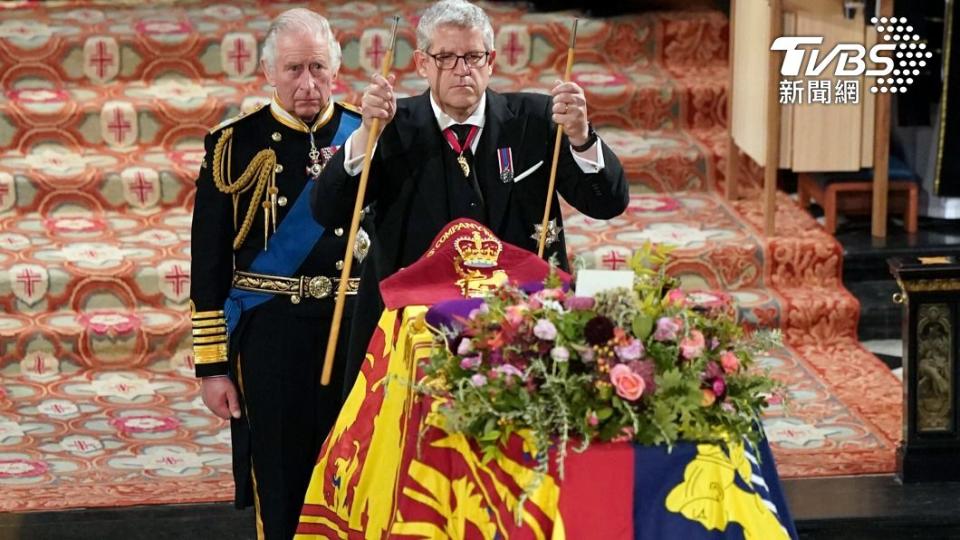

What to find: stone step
left=0, top=2, right=727, bottom=85
left=0, top=65, right=727, bottom=153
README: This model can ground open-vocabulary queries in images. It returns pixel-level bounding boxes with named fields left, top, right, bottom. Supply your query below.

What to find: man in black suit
left=313, top=0, right=629, bottom=393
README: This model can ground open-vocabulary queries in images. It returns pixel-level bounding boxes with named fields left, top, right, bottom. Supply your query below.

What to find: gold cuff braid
left=193, top=334, right=228, bottom=345
left=192, top=317, right=226, bottom=328
left=194, top=343, right=228, bottom=364
left=192, top=306, right=228, bottom=363
left=192, top=309, right=225, bottom=320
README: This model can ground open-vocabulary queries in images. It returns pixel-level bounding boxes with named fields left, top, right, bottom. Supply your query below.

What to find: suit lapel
left=476, top=90, right=520, bottom=233
left=394, top=92, right=450, bottom=227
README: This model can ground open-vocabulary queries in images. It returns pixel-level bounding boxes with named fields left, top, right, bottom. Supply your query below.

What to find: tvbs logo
left=772, top=36, right=894, bottom=77
left=771, top=16, right=932, bottom=95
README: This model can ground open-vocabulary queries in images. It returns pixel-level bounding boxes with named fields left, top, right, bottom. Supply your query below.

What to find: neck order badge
left=443, top=124, right=479, bottom=177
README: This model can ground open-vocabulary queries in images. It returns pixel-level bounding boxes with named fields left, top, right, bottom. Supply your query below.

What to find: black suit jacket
left=312, top=89, right=629, bottom=391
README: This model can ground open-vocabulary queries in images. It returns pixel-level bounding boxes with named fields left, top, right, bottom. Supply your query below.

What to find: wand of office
left=537, top=18, right=579, bottom=258
left=322, top=17, right=400, bottom=386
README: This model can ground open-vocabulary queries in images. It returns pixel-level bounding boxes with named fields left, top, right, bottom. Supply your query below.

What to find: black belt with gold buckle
left=232, top=270, right=359, bottom=304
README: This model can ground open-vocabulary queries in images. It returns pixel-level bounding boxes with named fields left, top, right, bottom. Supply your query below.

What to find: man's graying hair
left=416, top=0, right=495, bottom=52
left=261, top=8, right=342, bottom=73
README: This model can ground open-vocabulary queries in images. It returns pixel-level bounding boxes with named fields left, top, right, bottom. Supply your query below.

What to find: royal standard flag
left=296, top=219, right=797, bottom=539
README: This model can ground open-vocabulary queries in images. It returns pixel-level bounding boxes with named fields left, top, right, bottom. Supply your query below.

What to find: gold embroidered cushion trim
left=232, top=270, right=359, bottom=300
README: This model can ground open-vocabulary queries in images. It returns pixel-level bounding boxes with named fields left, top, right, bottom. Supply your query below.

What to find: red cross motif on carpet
left=221, top=33, right=257, bottom=78
left=9, top=264, right=48, bottom=306
left=121, top=168, right=160, bottom=208
left=61, top=436, right=104, bottom=455
left=19, top=352, right=59, bottom=381
left=157, top=261, right=191, bottom=302
left=495, top=26, right=530, bottom=72
left=83, top=36, right=118, bottom=83
left=101, top=102, right=137, bottom=148
left=360, top=29, right=392, bottom=73
left=601, top=250, right=628, bottom=270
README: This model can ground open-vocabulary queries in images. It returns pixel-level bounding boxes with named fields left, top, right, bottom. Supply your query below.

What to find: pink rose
left=653, top=317, right=682, bottom=341
left=609, top=364, right=646, bottom=401
left=720, top=351, right=740, bottom=373
left=679, top=330, right=705, bottom=360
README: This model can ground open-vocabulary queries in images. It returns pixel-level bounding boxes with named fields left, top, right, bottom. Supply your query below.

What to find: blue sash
left=224, top=110, right=361, bottom=335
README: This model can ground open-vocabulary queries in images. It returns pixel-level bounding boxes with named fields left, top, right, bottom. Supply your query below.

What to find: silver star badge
left=531, top=218, right=562, bottom=247
left=354, top=228, right=371, bottom=262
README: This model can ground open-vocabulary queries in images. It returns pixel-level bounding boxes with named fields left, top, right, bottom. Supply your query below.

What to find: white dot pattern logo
left=869, top=16, right=932, bottom=93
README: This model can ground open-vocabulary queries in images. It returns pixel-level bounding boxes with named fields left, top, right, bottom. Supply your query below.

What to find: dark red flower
left=584, top=316, right=615, bottom=346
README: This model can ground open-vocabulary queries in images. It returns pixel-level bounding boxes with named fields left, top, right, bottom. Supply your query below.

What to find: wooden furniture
left=796, top=160, right=919, bottom=234
left=727, top=0, right=894, bottom=237
left=890, top=257, right=960, bottom=482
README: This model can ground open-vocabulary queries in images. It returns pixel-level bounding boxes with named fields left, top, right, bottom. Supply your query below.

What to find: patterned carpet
left=0, top=0, right=901, bottom=512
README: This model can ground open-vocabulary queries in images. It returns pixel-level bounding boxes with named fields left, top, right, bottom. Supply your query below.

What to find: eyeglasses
left=426, top=51, right=490, bottom=70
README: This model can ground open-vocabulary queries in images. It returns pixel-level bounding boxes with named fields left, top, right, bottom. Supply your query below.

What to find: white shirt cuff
left=570, top=139, right=605, bottom=173
left=342, top=134, right=377, bottom=176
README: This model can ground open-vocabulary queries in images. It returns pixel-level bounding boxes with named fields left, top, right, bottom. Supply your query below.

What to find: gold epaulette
left=191, top=302, right=228, bottom=365
left=338, top=101, right=361, bottom=115
left=209, top=101, right=268, bottom=134
left=210, top=124, right=278, bottom=250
